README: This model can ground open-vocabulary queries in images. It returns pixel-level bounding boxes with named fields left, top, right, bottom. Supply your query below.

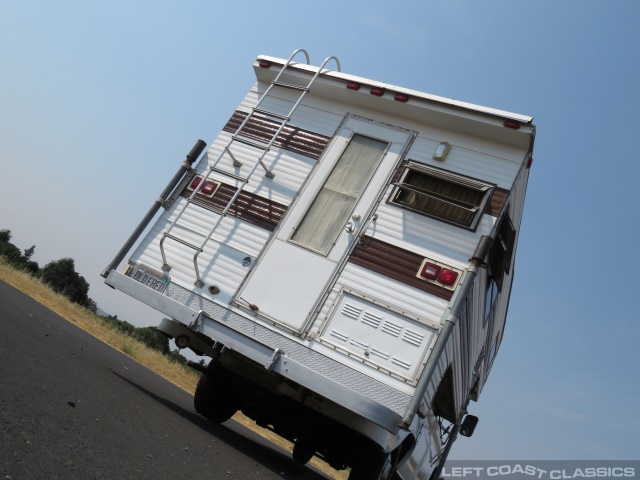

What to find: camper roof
left=256, top=54, right=534, bottom=125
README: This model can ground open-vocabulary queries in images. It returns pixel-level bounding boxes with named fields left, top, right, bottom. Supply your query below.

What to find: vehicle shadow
left=109, top=369, right=334, bottom=480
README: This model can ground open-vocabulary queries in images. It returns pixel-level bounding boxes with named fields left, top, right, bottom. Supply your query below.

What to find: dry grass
left=0, top=259, right=347, bottom=479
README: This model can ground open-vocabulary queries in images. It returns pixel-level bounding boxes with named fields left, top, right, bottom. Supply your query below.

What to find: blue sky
left=1, top=0, right=638, bottom=461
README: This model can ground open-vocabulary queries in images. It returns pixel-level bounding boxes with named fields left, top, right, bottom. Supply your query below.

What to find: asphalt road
left=0, top=280, right=332, bottom=480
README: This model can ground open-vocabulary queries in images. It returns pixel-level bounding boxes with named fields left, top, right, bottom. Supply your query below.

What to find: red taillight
left=420, top=262, right=441, bottom=281
left=347, top=81, right=361, bottom=90
left=504, top=120, right=521, bottom=130
left=259, top=60, right=271, bottom=68
left=437, top=269, right=459, bottom=287
left=527, top=155, right=533, bottom=169
left=394, top=93, right=409, bottom=103
left=190, top=177, right=217, bottom=195
left=370, top=87, right=385, bottom=96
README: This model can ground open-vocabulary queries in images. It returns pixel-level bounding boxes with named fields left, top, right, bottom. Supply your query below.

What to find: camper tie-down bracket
left=265, top=348, right=285, bottom=371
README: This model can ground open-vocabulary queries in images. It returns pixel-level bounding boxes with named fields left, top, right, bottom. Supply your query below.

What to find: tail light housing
left=189, top=176, right=220, bottom=197
left=417, top=259, right=462, bottom=290
left=437, top=269, right=459, bottom=287
left=420, top=262, right=441, bottom=281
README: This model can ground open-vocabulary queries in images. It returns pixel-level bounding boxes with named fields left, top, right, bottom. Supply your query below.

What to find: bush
left=39, top=258, right=92, bottom=308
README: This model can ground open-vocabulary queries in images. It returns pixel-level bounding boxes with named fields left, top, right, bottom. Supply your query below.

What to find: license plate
left=131, top=265, right=169, bottom=294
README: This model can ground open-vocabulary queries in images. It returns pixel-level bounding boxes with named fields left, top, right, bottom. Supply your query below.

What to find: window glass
left=291, top=134, right=387, bottom=254
left=484, top=278, right=499, bottom=328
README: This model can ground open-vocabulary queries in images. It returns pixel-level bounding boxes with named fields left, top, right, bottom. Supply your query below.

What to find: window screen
left=390, top=163, right=492, bottom=229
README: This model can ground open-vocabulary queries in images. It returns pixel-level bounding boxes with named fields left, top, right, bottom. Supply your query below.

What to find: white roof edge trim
left=256, top=55, right=534, bottom=124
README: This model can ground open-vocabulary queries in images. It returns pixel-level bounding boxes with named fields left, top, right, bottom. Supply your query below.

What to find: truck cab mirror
left=459, top=415, right=479, bottom=437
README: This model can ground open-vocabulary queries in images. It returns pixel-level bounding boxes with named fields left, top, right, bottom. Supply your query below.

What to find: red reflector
left=201, top=181, right=217, bottom=195
left=437, top=269, right=459, bottom=287
left=420, top=262, right=442, bottom=281
left=258, top=60, right=271, bottom=68
left=370, top=87, right=385, bottom=96
left=527, top=155, right=533, bottom=169
left=346, top=81, right=361, bottom=90
left=504, top=120, right=521, bottom=130
left=394, top=93, right=409, bottom=103
left=190, top=177, right=217, bottom=195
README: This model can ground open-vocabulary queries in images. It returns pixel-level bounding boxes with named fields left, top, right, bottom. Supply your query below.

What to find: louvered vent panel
left=320, top=292, right=438, bottom=383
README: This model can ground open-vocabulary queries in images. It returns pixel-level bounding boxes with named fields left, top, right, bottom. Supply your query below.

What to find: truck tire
left=292, top=438, right=315, bottom=465
left=193, top=363, right=239, bottom=423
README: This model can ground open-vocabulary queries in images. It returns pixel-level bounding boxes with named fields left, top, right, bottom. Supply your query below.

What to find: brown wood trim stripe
left=180, top=183, right=287, bottom=232
left=486, top=187, right=509, bottom=216
left=349, top=236, right=454, bottom=301
left=223, top=110, right=330, bottom=160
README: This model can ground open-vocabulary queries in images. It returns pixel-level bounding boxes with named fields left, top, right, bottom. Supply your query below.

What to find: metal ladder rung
left=232, top=136, right=271, bottom=150
left=272, top=81, right=307, bottom=91
left=188, top=198, right=227, bottom=217
left=252, top=108, right=289, bottom=121
left=164, top=233, right=203, bottom=252
left=210, top=166, right=248, bottom=182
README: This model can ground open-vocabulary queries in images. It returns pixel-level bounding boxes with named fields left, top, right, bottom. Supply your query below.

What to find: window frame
left=489, top=211, right=517, bottom=290
left=388, top=162, right=494, bottom=230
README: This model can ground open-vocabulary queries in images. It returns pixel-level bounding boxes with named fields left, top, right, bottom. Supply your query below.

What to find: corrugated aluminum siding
left=180, top=184, right=287, bottom=231
left=197, top=130, right=317, bottom=207
left=406, top=137, right=522, bottom=190
left=349, top=236, right=454, bottom=301
left=373, top=191, right=495, bottom=268
left=476, top=164, right=530, bottom=396
left=238, top=84, right=343, bottom=138
left=222, top=110, right=330, bottom=160
left=128, top=198, right=270, bottom=305
left=438, top=163, right=530, bottom=410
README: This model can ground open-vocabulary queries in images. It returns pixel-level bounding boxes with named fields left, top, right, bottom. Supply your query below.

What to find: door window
left=290, top=134, right=387, bottom=254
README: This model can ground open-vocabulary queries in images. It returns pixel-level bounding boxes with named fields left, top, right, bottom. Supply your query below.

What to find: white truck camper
left=102, top=49, right=535, bottom=479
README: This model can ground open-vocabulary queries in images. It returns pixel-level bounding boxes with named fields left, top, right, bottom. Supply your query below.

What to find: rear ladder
left=159, top=48, right=341, bottom=287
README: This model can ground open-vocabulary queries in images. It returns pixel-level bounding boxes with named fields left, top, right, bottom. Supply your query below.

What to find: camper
left=102, top=49, right=535, bottom=479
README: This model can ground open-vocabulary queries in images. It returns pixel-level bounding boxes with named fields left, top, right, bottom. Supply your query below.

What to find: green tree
left=134, top=327, right=170, bottom=354
left=0, top=229, right=11, bottom=243
left=23, top=245, right=35, bottom=260
left=0, top=242, right=23, bottom=264
left=0, top=229, right=39, bottom=275
left=39, top=258, right=92, bottom=307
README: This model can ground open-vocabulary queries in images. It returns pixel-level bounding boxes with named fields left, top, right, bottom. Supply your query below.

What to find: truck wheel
left=292, top=438, right=315, bottom=465
left=194, top=363, right=239, bottom=423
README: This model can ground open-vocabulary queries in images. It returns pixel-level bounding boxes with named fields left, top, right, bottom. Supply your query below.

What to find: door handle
left=345, top=221, right=355, bottom=234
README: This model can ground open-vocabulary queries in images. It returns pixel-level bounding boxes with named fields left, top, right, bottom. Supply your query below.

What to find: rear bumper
left=105, top=270, right=410, bottom=435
